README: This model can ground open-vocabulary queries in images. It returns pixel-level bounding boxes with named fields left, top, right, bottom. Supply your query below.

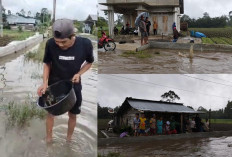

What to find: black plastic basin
left=37, top=80, right=76, bottom=116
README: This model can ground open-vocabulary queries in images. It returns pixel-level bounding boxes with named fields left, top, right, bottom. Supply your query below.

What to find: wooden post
left=181, top=113, right=183, bottom=133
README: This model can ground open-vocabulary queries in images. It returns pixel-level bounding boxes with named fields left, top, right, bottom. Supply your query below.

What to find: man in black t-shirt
left=37, top=19, right=94, bottom=142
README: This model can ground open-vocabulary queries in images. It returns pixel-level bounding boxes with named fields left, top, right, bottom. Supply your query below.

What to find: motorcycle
left=98, top=30, right=116, bottom=51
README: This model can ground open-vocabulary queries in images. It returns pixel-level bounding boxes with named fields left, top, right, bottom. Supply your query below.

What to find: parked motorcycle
left=98, top=30, right=116, bottom=51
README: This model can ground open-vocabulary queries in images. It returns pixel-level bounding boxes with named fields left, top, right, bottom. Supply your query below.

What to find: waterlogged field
left=190, top=28, right=232, bottom=38
left=0, top=29, right=35, bottom=47
left=190, top=28, right=232, bottom=45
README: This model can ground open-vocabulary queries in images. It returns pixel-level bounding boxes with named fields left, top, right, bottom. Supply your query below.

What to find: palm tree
left=41, top=8, right=48, bottom=23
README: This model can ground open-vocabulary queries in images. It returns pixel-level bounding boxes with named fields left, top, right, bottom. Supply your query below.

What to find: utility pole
left=0, top=0, right=3, bottom=37
left=52, top=0, right=56, bottom=23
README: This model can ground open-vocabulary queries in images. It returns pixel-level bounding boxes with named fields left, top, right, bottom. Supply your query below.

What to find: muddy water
left=99, top=136, right=232, bottom=157
left=98, top=49, right=232, bottom=74
left=0, top=39, right=97, bottom=157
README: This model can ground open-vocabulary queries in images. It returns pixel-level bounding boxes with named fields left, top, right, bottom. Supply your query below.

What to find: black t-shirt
left=43, top=36, right=94, bottom=85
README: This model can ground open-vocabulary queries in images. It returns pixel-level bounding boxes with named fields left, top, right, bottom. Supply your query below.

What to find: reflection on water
left=0, top=39, right=97, bottom=157
left=99, top=136, right=232, bottom=157
left=99, top=49, right=232, bottom=74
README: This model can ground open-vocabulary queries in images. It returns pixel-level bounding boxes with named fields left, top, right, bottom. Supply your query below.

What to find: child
left=150, top=114, right=156, bottom=135
left=157, top=117, right=163, bottom=134
left=190, top=117, right=196, bottom=132
left=165, top=121, right=170, bottom=135
left=139, top=113, right=147, bottom=136
left=133, top=113, right=140, bottom=136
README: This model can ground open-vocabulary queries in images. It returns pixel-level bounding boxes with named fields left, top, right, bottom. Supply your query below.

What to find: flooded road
left=99, top=136, right=232, bottom=157
left=98, top=48, right=232, bottom=74
left=0, top=38, right=97, bottom=157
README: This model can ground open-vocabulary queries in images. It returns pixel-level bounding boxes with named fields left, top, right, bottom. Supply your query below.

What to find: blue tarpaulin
left=195, top=32, right=206, bottom=38
left=190, top=30, right=206, bottom=38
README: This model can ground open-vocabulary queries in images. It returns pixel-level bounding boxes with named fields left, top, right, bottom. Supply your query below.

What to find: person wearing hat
left=139, top=15, right=148, bottom=45
left=37, top=19, right=94, bottom=143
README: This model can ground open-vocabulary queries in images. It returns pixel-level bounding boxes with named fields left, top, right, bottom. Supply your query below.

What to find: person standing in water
left=139, top=16, right=148, bottom=46
left=37, top=19, right=94, bottom=143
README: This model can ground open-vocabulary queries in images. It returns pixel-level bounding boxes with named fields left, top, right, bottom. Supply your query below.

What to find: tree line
left=181, top=12, right=232, bottom=28
left=197, top=101, right=232, bottom=119
left=2, top=6, right=52, bottom=27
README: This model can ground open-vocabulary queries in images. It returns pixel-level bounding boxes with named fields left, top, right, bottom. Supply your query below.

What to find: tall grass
left=3, top=29, right=35, bottom=41
left=25, top=40, right=47, bottom=62
left=4, top=101, right=47, bottom=128
left=210, top=119, right=232, bottom=124
left=98, top=152, right=122, bottom=157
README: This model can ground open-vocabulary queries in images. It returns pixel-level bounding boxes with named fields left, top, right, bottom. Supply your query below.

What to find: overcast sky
left=3, top=0, right=230, bottom=20
left=98, top=74, right=232, bottom=111
left=98, top=0, right=232, bottom=18
left=2, top=0, right=97, bottom=21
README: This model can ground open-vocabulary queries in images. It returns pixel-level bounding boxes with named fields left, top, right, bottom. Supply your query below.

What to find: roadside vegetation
left=98, top=152, right=122, bottom=157
left=3, top=101, right=46, bottom=129
left=25, top=40, right=46, bottom=62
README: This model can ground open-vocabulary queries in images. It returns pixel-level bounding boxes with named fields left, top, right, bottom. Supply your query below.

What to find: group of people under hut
left=133, top=113, right=209, bottom=136
left=115, top=15, right=181, bottom=45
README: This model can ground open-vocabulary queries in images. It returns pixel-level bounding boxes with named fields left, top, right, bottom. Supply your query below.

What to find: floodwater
left=99, top=136, right=232, bottom=157
left=98, top=48, right=232, bottom=74
left=0, top=37, right=97, bottom=157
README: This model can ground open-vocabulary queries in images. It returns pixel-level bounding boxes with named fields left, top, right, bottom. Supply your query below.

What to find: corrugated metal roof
left=127, top=98, right=202, bottom=114
left=7, top=15, right=36, bottom=24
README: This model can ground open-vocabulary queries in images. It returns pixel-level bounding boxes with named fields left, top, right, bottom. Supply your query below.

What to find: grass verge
left=4, top=101, right=46, bottom=128
left=202, top=37, right=215, bottom=44
left=25, top=40, right=46, bottom=62
left=210, top=119, right=232, bottom=124
left=98, top=152, right=123, bottom=157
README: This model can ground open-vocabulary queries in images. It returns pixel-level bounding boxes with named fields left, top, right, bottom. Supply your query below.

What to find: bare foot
left=66, top=136, right=72, bottom=142
left=46, top=136, right=53, bottom=143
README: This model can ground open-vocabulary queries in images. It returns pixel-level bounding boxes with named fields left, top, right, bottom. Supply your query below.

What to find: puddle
left=0, top=38, right=97, bottom=157
left=98, top=48, right=232, bottom=74
left=99, top=136, right=232, bottom=157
